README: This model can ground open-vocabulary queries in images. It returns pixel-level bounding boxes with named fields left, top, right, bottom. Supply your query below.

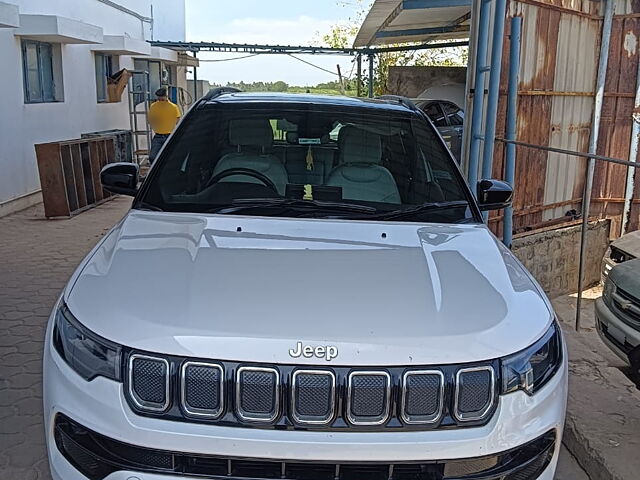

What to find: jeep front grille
left=291, top=370, right=336, bottom=424
left=454, top=367, right=495, bottom=422
left=347, top=371, right=391, bottom=425
left=181, top=361, right=223, bottom=419
left=236, top=367, right=280, bottom=422
left=128, top=354, right=169, bottom=412
left=401, top=370, right=444, bottom=424
left=126, top=352, right=499, bottom=431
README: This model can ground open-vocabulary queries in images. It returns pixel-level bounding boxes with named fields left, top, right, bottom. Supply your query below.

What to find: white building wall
left=0, top=0, right=185, bottom=209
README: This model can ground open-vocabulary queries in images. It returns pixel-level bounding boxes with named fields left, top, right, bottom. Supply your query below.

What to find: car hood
left=611, top=230, right=640, bottom=258
left=610, top=257, right=640, bottom=293
left=65, top=210, right=553, bottom=366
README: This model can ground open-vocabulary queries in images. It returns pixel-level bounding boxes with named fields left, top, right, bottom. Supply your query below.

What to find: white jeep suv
left=44, top=90, right=567, bottom=480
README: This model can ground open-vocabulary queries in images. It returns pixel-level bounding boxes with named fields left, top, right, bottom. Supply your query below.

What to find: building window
left=133, top=59, right=163, bottom=96
left=22, top=40, right=62, bottom=103
left=95, top=53, right=117, bottom=102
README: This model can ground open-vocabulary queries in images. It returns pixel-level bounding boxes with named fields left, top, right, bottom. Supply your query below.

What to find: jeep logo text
left=288, top=342, right=338, bottom=361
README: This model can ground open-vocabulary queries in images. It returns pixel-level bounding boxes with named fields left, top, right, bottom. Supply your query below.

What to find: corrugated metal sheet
left=489, top=0, right=640, bottom=236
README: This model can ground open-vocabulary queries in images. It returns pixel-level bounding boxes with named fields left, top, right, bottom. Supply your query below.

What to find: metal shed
left=356, top=0, right=640, bottom=238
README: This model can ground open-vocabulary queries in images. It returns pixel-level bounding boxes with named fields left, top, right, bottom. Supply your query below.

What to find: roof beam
left=148, top=41, right=356, bottom=55
left=367, top=1, right=405, bottom=46
left=375, top=24, right=470, bottom=39
left=362, top=40, right=468, bottom=54
left=403, top=0, right=471, bottom=8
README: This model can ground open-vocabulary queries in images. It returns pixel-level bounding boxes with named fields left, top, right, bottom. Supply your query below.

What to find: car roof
left=203, top=92, right=415, bottom=113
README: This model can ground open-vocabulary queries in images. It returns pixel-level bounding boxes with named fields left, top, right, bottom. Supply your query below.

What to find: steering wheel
left=204, top=167, right=279, bottom=193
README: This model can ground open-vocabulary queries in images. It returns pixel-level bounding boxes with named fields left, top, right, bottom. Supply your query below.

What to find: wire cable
left=197, top=53, right=260, bottom=62
left=286, top=54, right=340, bottom=76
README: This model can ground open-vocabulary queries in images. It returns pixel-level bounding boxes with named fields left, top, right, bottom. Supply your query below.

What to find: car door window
left=424, top=103, right=448, bottom=128
left=442, top=102, right=464, bottom=126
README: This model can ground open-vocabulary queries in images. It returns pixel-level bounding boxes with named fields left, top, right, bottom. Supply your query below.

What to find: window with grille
left=22, top=40, right=62, bottom=104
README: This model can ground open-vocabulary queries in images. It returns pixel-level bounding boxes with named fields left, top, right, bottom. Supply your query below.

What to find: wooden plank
left=80, top=142, right=96, bottom=205
left=71, top=143, right=87, bottom=210
left=35, top=143, right=69, bottom=218
left=89, top=141, right=104, bottom=202
left=60, top=144, right=79, bottom=214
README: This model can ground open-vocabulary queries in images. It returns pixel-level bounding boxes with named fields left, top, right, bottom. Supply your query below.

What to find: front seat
left=326, top=126, right=401, bottom=204
left=212, top=119, right=288, bottom=195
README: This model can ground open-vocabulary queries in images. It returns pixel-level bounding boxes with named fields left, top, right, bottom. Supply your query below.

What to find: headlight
left=501, top=321, right=563, bottom=396
left=53, top=303, right=122, bottom=381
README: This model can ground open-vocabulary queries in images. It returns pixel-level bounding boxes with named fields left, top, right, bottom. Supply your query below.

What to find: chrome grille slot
left=236, top=366, right=280, bottom=422
left=291, top=370, right=336, bottom=425
left=128, top=354, right=170, bottom=412
left=614, top=286, right=640, bottom=323
left=347, top=371, right=391, bottom=425
left=454, top=366, right=495, bottom=422
left=181, top=362, right=223, bottom=419
left=401, top=370, right=444, bottom=424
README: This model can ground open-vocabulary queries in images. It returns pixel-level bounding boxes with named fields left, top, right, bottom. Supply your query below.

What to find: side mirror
left=100, top=162, right=139, bottom=196
left=477, top=179, right=513, bottom=211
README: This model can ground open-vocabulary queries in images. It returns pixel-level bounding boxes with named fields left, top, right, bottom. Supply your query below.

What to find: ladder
left=127, top=70, right=152, bottom=166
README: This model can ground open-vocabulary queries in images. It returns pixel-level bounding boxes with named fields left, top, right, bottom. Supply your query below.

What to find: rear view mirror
left=100, top=162, right=139, bottom=196
left=477, top=179, right=513, bottom=211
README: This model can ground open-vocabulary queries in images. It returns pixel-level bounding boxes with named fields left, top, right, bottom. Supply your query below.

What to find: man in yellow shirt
left=147, top=88, right=181, bottom=164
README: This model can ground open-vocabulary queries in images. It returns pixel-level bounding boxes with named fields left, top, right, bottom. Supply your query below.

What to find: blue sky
left=185, top=0, right=365, bottom=86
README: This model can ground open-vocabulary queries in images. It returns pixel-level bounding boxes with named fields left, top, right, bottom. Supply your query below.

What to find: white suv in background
left=44, top=90, right=567, bottom=480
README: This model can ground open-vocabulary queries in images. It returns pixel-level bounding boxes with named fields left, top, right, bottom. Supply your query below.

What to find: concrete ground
left=0, top=198, right=588, bottom=479
left=552, top=288, right=640, bottom=480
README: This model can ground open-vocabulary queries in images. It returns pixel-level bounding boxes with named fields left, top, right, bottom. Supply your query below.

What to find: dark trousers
left=149, top=134, right=170, bottom=164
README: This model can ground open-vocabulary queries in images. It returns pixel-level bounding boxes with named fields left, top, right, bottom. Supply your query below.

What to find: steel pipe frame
left=503, top=17, right=522, bottom=248
left=481, top=0, right=508, bottom=222
left=576, top=0, right=615, bottom=331
left=368, top=54, right=375, bottom=98
left=192, top=51, right=198, bottom=101
left=467, top=0, right=493, bottom=193
left=148, top=40, right=470, bottom=56
left=357, top=54, right=363, bottom=97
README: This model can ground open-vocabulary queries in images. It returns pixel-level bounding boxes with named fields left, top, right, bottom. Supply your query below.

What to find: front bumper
left=44, top=327, right=567, bottom=480
left=595, top=297, right=640, bottom=364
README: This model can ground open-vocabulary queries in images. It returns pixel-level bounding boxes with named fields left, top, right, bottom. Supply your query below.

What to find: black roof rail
left=375, top=95, right=419, bottom=111
left=203, top=87, right=242, bottom=101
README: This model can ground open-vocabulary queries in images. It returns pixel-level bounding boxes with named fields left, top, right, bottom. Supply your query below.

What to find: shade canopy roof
left=354, top=0, right=471, bottom=47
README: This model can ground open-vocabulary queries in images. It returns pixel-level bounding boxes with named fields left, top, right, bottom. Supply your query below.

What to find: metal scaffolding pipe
left=192, top=51, right=198, bottom=101
left=622, top=52, right=640, bottom=235
left=503, top=16, right=522, bottom=248
left=368, top=54, right=374, bottom=98
left=576, top=0, right=615, bottom=331
left=357, top=55, right=362, bottom=97
left=481, top=0, right=508, bottom=220
left=467, top=0, right=492, bottom=193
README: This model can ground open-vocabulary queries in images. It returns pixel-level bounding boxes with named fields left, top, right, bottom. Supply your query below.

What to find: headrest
left=228, top=119, right=274, bottom=147
left=286, top=131, right=299, bottom=144
left=338, top=126, right=382, bottom=164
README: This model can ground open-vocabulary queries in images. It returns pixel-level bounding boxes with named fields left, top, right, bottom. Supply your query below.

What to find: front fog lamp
left=53, top=303, right=122, bottom=381
left=501, top=321, right=562, bottom=396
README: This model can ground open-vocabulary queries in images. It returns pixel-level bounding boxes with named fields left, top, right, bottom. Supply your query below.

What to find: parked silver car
left=417, top=100, right=464, bottom=162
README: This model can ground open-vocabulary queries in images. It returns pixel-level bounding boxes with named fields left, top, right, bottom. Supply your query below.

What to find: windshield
left=138, top=103, right=476, bottom=223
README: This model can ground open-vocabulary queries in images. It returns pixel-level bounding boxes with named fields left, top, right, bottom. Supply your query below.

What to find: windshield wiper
left=366, top=200, right=469, bottom=220
left=137, top=202, right=164, bottom=212
left=207, top=198, right=378, bottom=216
